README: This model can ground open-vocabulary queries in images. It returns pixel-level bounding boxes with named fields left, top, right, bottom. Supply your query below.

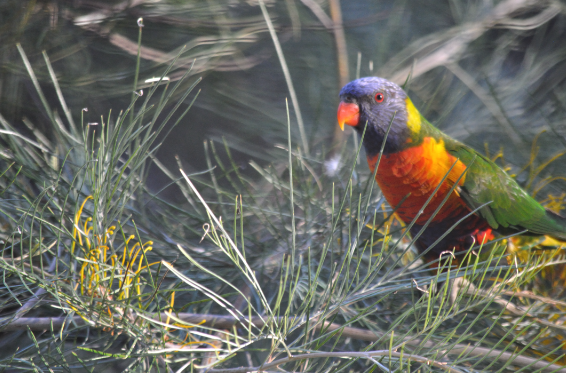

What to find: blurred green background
left=1, top=0, right=566, bottom=200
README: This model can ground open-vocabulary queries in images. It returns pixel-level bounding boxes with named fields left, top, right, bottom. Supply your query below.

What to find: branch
left=455, top=277, right=566, bottom=332
left=382, top=0, right=561, bottom=86
left=204, top=350, right=464, bottom=373
left=4, top=313, right=566, bottom=372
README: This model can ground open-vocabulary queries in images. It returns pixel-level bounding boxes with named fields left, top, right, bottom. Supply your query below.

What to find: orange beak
left=337, top=102, right=360, bottom=130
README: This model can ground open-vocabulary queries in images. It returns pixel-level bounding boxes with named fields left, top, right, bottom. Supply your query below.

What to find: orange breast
left=368, top=137, right=470, bottom=225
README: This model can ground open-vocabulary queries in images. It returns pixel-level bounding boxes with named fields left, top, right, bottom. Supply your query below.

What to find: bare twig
left=199, top=331, right=227, bottom=373
left=299, top=0, right=333, bottom=29
left=205, top=350, right=464, bottom=373
left=300, top=0, right=351, bottom=152
left=382, top=0, right=561, bottom=87
left=454, top=276, right=566, bottom=332
left=328, top=0, right=351, bottom=151
left=501, top=289, right=566, bottom=307
left=259, top=0, right=309, bottom=154
left=5, top=312, right=566, bottom=372
left=328, top=0, right=349, bottom=88
left=4, top=242, right=59, bottom=322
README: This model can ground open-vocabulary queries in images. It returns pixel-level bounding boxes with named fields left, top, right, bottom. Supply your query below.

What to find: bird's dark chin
left=363, top=139, right=403, bottom=157
left=354, top=121, right=404, bottom=157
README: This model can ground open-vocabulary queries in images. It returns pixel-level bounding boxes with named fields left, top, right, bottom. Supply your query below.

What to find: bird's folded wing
left=444, top=140, right=566, bottom=237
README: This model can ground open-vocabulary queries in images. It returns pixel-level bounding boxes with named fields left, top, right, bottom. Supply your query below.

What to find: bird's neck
left=359, top=123, right=405, bottom=155
left=361, top=98, right=428, bottom=156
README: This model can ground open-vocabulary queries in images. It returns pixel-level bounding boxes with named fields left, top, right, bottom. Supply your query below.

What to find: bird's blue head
left=338, top=77, right=420, bottom=156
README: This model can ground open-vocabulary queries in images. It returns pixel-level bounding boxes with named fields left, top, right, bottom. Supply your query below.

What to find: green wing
left=442, top=136, right=566, bottom=240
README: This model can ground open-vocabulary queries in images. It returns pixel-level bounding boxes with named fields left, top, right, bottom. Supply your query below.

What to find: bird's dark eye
left=374, top=93, right=384, bottom=103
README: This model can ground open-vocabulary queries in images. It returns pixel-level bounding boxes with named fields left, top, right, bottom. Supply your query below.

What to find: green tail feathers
left=542, top=209, right=566, bottom=241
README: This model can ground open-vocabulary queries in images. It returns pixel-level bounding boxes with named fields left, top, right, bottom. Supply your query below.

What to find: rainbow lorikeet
left=337, top=77, right=566, bottom=261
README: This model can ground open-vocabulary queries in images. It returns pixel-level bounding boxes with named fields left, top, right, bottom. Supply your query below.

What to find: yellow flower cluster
left=72, top=196, right=156, bottom=309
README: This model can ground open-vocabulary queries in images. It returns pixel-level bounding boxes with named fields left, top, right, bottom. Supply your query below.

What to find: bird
left=337, top=76, right=566, bottom=263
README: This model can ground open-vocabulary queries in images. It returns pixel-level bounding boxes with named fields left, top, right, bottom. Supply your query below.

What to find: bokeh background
left=1, top=0, right=566, bottom=200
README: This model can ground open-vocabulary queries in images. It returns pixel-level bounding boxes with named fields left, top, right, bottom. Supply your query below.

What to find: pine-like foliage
left=1, top=1, right=566, bottom=372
